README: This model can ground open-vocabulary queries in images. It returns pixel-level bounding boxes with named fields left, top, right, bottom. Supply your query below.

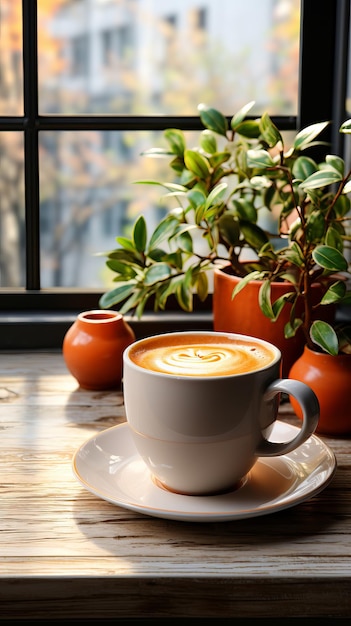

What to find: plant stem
left=303, top=264, right=313, bottom=348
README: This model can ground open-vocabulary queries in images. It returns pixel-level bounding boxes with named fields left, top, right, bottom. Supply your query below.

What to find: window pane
left=39, top=127, right=298, bottom=289
left=0, top=133, right=25, bottom=287
left=0, top=0, right=23, bottom=115
left=38, top=0, right=300, bottom=116
left=39, top=130, right=173, bottom=288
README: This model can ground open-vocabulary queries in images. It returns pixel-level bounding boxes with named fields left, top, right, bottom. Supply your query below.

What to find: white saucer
left=72, top=421, right=336, bottom=522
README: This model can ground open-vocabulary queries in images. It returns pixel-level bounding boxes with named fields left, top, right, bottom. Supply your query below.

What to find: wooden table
left=1, top=351, right=350, bottom=621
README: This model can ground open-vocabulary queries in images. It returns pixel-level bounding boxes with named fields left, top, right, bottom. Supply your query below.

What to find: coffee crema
left=129, top=334, right=275, bottom=376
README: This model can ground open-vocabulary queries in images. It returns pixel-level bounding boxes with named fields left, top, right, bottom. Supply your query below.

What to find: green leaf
left=240, top=221, right=269, bottom=250
left=161, top=251, right=183, bottom=269
left=135, top=293, right=150, bottom=319
left=326, top=154, right=344, bottom=175
left=105, top=259, right=137, bottom=278
left=320, top=280, right=346, bottom=304
left=234, top=119, right=261, bottom=139
left=283, top=241, right=305, bottom=268
left=140, top=147, right=174, bottom=158
left=173, top=223, right=197, bottom=238
left=176, top=270, right=194, bottom=312
left=115, top=236, right=136, bottom=252
left=334, top=194, right=351, bottom=217
left=119, top=289, right=145, bottom=316
left=147, top=247, right=168, bottom=262
left=132, top=215, right=147, bottom=253
left=144, top=263, right=172, bottom=286
left=200, top=130, right=217, bottom=154
left=177, top=230, right=194, bottom=254
left=258, top=242, right=278, bottom=261
left=340, top=119, right=351, bottom=133
left=148, top=216, right=179, bottom=250
left=211, top=165, right=228, bottom=185
left=259, top=280, right=274, bottom=319
left=280, top=271, right=298, bottom=286
left=187, top=187, right=207, bottom=208
left=247, top=149, right=275, bottom=169
left=259, top=112, right=283, bottom=148
left=198, top=104, right=228, bottom=136
left=169, top=156, right=185, bottom=174
left=204, top=182, right=228, bottom=209
left=310, top=320, right=339, bottom=355
left=292, top=156, right=318, bottom=181
left=162, top=191, right=188, bottom=203
left=195, top=203, right=207, bottom=225
left=271, top=292, right=296, bottom=320
left=134, top=180, right=187, bottom=193
left=299, top=168, right=343, bottom=190
left=230, top=100, right=255, bottom=129
left=196, top=271, right=209, bottom=301
left=164, top=128, right=186, bottom=156
left=342, top=179, right=351, bottom=194
left=209, top=152, right=231, bottom=169
left=218, top=213, right=240, bottom=246
left=154, top=280, right=174, bottom=310
left=232, top=199, right=257, bottom=223
left=184, top=149, right=211, bottom=179
left=250, top=175, right=273, bottom=190
left=312, top=245, right=348, bottom=272
left=99, top=282, right=136, bottom=309
left=293, top=121, right=330, bottom=151
left=305, top=210, right=326, bottom=243
left=284, top=318, right=303, bottom=338
left=325, top=226, right=344, bottom=252
left=231, top=271, right=264, bottom=299
left=107, top=248, right=143, bottom=266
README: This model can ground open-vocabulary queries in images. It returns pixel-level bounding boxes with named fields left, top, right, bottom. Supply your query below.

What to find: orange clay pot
left=213, top=265, right=335, bottom=378
left=289, top=346, right=351, bottom=436
left=63, top=310, right=135, bottom=390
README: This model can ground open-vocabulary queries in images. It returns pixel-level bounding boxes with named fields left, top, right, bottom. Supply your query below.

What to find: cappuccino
left=123, top=331, right=319, bottom=494
left=128, top=333, right=275, bottom=376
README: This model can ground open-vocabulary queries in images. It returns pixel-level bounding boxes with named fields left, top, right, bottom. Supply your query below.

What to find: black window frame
left=0, top=0, right=350, bottom=348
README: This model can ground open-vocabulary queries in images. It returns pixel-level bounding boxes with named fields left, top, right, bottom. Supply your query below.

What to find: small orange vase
left=289, top=345, right=351, bottom=436
left=63, top=310, right=135, bottom=390
left=213, top=265, right=335, bottom=378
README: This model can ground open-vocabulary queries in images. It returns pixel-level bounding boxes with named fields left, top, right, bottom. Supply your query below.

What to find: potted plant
left=234, top=114, right=351, bottom=434
left=99, top=101, right=351, bottom=385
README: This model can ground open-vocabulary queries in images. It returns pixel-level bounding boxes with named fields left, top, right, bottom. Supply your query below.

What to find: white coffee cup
left=123, top=331, right=319, bottom=496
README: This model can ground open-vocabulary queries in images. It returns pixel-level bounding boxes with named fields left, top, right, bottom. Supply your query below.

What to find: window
left=71, top=34, right=89, bottom=77
left=196, top=8, right=207, bottom=31
left=0, top=0, right=350, bottom=348
left=101, top=24, right=132, bottom=66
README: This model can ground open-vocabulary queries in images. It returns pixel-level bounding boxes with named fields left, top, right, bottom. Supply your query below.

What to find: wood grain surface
left=0, top=351, right=350, bottom=620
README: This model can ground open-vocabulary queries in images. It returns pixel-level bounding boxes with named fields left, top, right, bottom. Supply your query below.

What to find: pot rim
left=78, top=310, right=123, bottom=323
left=303, top=344, right=351, bottom=360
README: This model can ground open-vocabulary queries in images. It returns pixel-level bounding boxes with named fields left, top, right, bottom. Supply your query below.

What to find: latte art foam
left=129, top=336, right=275, bottom=376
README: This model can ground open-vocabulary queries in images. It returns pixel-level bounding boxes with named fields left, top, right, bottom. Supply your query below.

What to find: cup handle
left=257, top=379, right=320, bottom=456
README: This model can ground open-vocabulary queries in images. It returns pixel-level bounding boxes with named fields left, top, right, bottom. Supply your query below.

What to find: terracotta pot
left=213, top=265, right=335, bottom=378
left=63, top=310, right=135, bottom=390
left=289, top=345, right=351, bottom=436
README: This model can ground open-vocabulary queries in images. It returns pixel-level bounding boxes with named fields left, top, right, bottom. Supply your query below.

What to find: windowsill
left=1, top=305, right=350, bottom=350
left=0, top=310, right=213, bottom=350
